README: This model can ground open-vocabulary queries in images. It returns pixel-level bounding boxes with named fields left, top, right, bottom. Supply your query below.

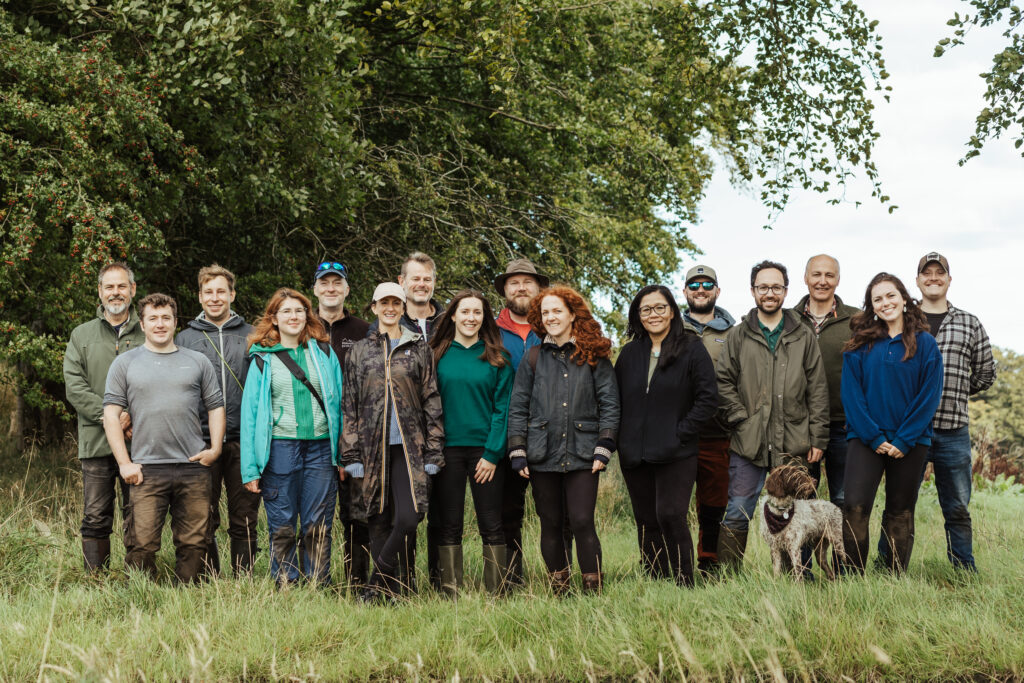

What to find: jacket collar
left=95, top=306, right=141, bottom=333
left=188, top=311, right=245, bottom=332
left=400, top=298, right=444, bottom=327
left=542, top=334, right=576, bottom=350
left=793, top=294, right=855, bottom=322
left=371, top=326, right=422, bottom=347
left=742, top=308, right=800, bottom=339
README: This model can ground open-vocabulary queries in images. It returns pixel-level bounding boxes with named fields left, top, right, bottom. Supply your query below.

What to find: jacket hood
left=187, top=311, right=247, bottom=332
left=250, top=341, right=290, bottom=354
left=401, top=298, right=444, bottom=325
left=370, top=326, right=422, bottom=347
left=683, top=306, right=735, bottom=331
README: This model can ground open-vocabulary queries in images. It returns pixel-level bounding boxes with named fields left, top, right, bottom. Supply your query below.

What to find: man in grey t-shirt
left=103, top=293, right=225, bottom=583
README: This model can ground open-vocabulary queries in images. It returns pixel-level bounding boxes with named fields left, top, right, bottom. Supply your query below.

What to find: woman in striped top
left=240, top=288, right=344, bottom=588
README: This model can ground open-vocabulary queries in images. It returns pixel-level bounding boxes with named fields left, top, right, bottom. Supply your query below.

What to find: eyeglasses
left=316, top=261, right=348, bottom=276
left=753, top=285, right=787, bottom=296
left=278, top=307, right=307, bottom=317
left=687, top=281, right=716, bottom=291
left=639, top=304, right=670, bottom=318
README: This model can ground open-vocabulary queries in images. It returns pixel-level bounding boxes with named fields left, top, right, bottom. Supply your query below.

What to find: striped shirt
left=932, top=303, right=995, bottom=430
left=269, top=347, right=329, bottom=439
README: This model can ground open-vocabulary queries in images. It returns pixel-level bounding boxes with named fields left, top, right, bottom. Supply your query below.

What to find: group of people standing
left=62, top=249, right=993, bottom=600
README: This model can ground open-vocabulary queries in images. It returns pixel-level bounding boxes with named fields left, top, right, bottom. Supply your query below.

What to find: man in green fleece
left=791, top=254, right=859, bottom=510
left=63, top=262, right=146, bottom=572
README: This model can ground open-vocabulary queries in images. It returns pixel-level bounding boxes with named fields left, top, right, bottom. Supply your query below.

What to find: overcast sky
left=672, top=0, right=1021, bottom=352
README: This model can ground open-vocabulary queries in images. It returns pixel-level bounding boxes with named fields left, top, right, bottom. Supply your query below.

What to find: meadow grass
left=0, top=440, right=1022, bottom=681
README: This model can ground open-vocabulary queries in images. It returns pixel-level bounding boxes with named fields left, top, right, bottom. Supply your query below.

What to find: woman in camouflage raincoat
left=341, top=282, right=444, bottom=602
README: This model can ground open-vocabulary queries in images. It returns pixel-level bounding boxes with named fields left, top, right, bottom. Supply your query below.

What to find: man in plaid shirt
left=879, top=252, right=995, bottom=571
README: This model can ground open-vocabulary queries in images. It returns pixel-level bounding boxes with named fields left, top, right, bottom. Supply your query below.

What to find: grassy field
left=1, top=440, right=1022, bottom=681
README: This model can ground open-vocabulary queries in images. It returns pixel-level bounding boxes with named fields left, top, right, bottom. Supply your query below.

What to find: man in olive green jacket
left=715, top=261, right=829, bottom=571
left=63, top=262, right=145, bottom=571
left=792, top=254, right=859, bottom=510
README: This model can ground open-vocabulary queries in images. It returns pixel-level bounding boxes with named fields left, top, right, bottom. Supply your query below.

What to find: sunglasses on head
left=317, top=261, right=348, bottom=275
left=687, top=281, right=716, bottom=291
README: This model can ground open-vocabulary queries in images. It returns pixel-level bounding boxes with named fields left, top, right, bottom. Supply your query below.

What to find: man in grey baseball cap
left=877, top=251, right=995, bottom=572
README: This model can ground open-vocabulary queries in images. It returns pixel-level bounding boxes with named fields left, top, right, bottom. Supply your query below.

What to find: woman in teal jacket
left=241, top=288, right=343, bottom=588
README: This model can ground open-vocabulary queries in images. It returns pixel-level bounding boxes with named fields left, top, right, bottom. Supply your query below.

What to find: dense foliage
left=1, top=0, right=889, bottom=432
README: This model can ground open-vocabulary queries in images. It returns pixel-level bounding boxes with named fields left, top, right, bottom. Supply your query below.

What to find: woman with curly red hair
left=506, top=285, right=620, bottom=593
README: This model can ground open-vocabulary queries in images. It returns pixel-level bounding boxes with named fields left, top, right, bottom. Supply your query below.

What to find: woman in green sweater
left=429, top=290, right=515, bottom=595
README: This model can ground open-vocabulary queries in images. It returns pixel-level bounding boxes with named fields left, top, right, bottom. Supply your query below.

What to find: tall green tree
left=0, top=14, right=205, bottom=431
left=1, top=0, right=890, bottom=439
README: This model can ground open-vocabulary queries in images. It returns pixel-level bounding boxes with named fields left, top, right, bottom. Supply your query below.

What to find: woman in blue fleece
left=840, top=273, right=943, bottom=574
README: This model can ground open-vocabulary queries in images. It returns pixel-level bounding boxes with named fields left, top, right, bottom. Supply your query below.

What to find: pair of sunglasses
left=686, top=281, right=716, bottom=291
left=316, top=261, right=348, bottom=277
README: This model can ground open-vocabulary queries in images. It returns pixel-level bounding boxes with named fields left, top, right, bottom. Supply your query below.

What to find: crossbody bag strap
left=201, top=330, right=244, bottom=391
left=273, top=349, right=327, bottom=417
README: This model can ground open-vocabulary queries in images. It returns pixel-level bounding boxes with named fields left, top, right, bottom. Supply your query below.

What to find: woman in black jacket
left=507, top=285, right=620, bottom=594
left=614, top=285, right=718, bottom=586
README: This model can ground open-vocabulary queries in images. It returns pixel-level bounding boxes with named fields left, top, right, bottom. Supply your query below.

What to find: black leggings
left=367, top=446, right=423, bottom=587
left=433, top=447, right=505, bottom=546
left=621, top=458, right=698, bottom=584
left=842, top=438, right=928, bottom=573
left=530, top=470, right=602, bottom=574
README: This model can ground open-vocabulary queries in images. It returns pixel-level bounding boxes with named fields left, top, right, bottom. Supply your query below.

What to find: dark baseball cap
left=314, top=261, right=348, bottom=281
left=917, top=252, right=950, bottom=274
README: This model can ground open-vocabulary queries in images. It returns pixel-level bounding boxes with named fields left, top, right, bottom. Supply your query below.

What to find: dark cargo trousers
left=125, top=463, right=212, bottom=583
left=80, top=455, right=132, bottom=545
left=204, top=441, right=261, bottom=575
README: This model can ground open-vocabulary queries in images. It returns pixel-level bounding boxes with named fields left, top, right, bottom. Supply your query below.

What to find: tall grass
left=1, top=440, right=1022, bottom=680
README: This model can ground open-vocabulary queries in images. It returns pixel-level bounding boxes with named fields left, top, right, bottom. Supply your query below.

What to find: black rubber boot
left=82, top=537, right=111, bottom=572
left=230, top=538, right=256, bottom=576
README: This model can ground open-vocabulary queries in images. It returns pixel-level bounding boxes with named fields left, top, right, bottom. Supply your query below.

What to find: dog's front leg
left=788, top=543, right=805, bottom=581
left=771, top=548, right=785, bottom=577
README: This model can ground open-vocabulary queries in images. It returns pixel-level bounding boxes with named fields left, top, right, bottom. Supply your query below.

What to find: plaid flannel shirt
left=932, top=303, right=995, bottom=430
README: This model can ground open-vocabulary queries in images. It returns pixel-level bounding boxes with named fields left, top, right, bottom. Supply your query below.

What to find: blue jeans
left=808, top=422, right=848, bottom=508
left=876, top=425, right=975, bottom=570
left=929, top=426, right=975, bottom=569
left=722, top=453, right=767, bottom=532
left=261, top=439, right=338, bottom=586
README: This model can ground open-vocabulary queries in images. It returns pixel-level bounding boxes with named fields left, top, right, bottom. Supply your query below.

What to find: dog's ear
left=765, top=464, right=817, bottom=499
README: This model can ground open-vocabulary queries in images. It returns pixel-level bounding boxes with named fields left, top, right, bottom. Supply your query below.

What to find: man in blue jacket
left=494, top=258, right=548, bottom=587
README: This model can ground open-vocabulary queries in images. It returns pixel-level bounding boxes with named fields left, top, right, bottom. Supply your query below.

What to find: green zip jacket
left=63, top=307, right=146, bottom=459
left=715, top=308, right=830, bottom=468
left=791, top=294, right=860, bottom=423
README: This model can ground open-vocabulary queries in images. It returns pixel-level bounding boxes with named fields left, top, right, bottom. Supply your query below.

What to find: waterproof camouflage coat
left=341, top=328, right=444, bottom=519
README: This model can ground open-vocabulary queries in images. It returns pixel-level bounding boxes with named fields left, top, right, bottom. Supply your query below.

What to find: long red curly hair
left=527, top=285, right=612, bottom=366
left=247, top=288, right=328, bottom=351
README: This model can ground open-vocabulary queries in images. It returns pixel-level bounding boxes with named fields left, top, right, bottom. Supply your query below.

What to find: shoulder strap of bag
left=273, top=349, right=327, bottom=416
left=528, top=345, right=540, bottom=372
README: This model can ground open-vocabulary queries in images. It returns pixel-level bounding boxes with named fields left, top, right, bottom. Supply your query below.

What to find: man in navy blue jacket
left=494, top=258, right=548, bottom=587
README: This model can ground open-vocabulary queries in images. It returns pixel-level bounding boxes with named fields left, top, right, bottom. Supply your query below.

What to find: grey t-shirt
left=103, top=346, right=223, bottom=464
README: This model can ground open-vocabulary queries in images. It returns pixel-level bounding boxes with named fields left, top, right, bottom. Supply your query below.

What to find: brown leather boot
left=581, top=571, right=602, bottom=593
left=549, top=568, right=571, bottom=596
